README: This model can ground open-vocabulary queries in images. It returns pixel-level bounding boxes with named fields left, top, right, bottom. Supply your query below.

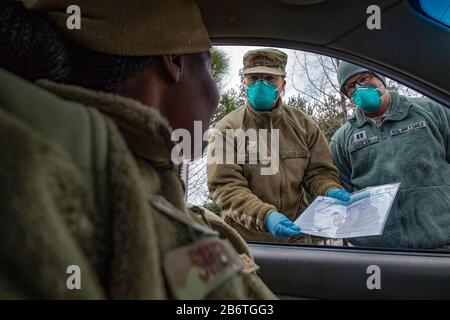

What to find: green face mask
left=351, top=86, right=383, bottom=113
left=246, top=80, right=279, bottom=111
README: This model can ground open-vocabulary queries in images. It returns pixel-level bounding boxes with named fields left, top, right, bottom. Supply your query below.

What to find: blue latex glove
left=265, top=211, right=302, bottom=240
left=326, top=188, right=351, bottom=202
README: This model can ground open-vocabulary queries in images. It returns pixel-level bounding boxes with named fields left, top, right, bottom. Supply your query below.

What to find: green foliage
left=287, top=94, right=346, bottom=141
left=309, top=96, right=347, bottom=141
left=210, top=87, right=246, bottom=127
left=209, top=46, right=243, bottom=127
left=287, top=94, right=309, bottom=113
left=210, top=47, right=231, bottom=86
left=203, top=201, right=222, bottom=216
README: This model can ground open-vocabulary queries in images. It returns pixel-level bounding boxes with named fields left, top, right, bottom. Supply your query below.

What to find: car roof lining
left=197, top=0, right=449, bottom=107
left=212, top=37, right=449, bottom=107
left=323, top=1, right=402, bottom=46
left=196, top=0, right=400, bottom=45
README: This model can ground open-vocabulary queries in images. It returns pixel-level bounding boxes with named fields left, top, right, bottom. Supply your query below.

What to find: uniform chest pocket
left=387, top=120, right=434, bottom=164
left=238, top=152, right=267, bottom=181
left=280, top=150, right=311, bottom=183
left=236, top=152, right=266, bottom=164
left=348, top=136, right=380, bottom=176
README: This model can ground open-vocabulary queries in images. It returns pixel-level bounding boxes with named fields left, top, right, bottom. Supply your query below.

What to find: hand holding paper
left=295, top=183, right=400, bottom=239
left=266, top=211, right=302, bottom=240
left=326, top=188, right=351, bottom=202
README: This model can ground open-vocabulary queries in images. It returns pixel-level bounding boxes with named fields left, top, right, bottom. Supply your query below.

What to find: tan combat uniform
left=207, top=49, right=341, bottom=243
left=0, top=0, right=276, bottom=299
left=0, top=67, right=276, bottom=299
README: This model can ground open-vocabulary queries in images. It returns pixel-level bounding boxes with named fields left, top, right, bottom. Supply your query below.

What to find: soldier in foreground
left=0, top=0, right=275, bottom=299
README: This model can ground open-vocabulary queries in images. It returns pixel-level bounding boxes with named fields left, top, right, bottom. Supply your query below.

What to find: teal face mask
left=351, top=86, right=382, bottom=113
left=247, top=80, right=278, bottom=111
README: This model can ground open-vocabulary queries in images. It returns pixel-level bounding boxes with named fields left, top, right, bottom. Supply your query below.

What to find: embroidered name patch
left=390, top=121, right=426, bottom=136
left=350, top=136, right=379, bottom=153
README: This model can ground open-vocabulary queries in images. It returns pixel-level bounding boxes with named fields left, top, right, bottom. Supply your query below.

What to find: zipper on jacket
left=370, top=121, right=394, bottom=182
left=270, top=117, right=283, bottom=210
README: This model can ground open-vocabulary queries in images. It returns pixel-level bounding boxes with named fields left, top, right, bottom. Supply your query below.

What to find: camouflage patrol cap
left=24, top=0, right=211, bottom=56
left=241, top=48, right=288, bottom=76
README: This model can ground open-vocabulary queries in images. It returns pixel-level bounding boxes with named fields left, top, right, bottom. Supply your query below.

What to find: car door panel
left=250, top=243, right=450, bottom=299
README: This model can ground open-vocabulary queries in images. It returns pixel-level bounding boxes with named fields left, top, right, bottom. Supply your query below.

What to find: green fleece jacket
left=330, top=91, right=450, bottom=249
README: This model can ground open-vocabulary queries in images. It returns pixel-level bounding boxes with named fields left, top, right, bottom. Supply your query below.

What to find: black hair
left=0, top=0, right=156, bottom=92
left=66, top=43, right=158, bottom=92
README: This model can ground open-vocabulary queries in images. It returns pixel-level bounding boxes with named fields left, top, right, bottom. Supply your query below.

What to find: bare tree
left=290, top=52, right=349, bottom=140
left=290, top=52, right=423, bottom=141
left=385, top=78, right=423, bottom=97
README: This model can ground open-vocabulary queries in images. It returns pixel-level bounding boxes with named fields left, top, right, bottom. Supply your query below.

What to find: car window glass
left=185, top=45, right=450, bottom=252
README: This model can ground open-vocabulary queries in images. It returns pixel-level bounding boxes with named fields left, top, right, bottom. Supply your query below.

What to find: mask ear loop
left=375, top=87, right=390, bottom=109
left=273, top=83, right=284, bottom=103
left=374, top=84, right=386, bottom=95
left=376, top=87, right=392, bottom=114
left=275, top=80, right=286, bottom=98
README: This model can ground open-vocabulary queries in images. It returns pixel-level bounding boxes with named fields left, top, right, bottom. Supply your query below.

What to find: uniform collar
left=349, top=90, right=413, bottom=128
left=245, top=97, right=285, bottom=126
left=37, top=80, right=176, bottom=168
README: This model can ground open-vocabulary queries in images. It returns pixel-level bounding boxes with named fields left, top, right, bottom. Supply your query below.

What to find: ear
left=161, top=54, right=184, bottom=83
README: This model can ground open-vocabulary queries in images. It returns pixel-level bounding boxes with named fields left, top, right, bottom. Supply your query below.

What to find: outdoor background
left=185, top=45, right=421, bottom=214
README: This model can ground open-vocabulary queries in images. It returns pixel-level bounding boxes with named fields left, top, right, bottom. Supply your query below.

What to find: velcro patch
left=280, top=150, right=310, bottom=159
left=239, top=253, right=260, bottom=274
left=390, top=121, right=426, bottom=136
left=163, top=238, right=243, bottom=299
left=353, top=130, right=367, bottom=143
left=350, top=136, right=379, bottom=153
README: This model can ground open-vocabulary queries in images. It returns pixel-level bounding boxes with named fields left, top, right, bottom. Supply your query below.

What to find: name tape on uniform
left=350, top=136, right=379, bottom=153
left=390, top=121, right=426, bottom=136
